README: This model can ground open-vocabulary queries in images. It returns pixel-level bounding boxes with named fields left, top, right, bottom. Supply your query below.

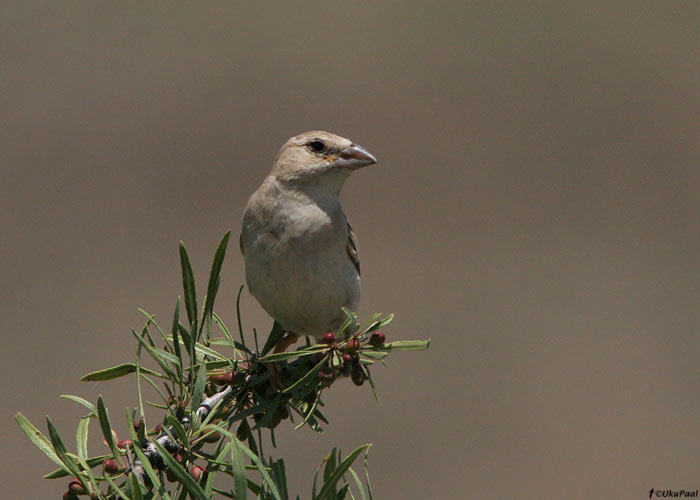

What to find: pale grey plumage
left=240, top=131, right=377, bottom=340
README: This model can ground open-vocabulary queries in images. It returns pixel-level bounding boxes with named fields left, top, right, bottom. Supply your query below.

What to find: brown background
left=3, top=2, right=700, bottom=499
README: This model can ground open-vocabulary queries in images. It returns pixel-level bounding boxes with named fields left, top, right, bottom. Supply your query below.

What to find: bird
left=240, top=131, right=377, bottom=351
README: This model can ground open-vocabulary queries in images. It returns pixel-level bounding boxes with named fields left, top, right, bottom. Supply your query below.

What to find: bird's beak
left=333, top=144, right=378, bottom=170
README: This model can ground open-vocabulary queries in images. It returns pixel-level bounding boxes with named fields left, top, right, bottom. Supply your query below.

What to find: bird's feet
left=268, top=333, right=300, bottom=390
left=273, top=333, right=300, bottom=354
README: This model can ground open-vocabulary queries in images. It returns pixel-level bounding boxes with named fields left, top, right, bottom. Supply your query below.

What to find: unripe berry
left=322, top=332, right=336, bottom=344
left=202, top=430, right=220, bottom=443
left=369, top=331, right=386, bottom=346
left=68, top=478, right=86, bottom=495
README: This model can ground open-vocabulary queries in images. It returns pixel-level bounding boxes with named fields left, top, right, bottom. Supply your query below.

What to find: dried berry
left=351, top=366, right=367, bottom=386
left=317, top=368, right=335, bottom=382
left=68, top=479, right=86, bottom=495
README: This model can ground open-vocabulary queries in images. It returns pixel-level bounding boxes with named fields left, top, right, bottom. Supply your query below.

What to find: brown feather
left=346, top=218, right=360, bottom=276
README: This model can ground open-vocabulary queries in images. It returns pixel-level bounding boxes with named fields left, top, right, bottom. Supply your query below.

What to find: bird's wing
left=346, top=217, right=360, bottom=276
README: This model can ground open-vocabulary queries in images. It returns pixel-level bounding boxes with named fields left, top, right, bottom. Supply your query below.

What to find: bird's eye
left=307, top=140, right=326, bottom=153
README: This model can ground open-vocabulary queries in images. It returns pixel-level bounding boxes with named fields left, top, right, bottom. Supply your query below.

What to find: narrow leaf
left=230, top=435, right=249, bottom=500
left=43, top=454, right=111, bottom=479
left=261, top=321, right=286, bottom=356
left=314, top=445, right=371, bottom=500
left=46, top=417, right=83, bottom=481
left=60, top=395, right=97, bottom=416
left=81, top=363, right=164, bottom=382
left=203, top=230, right=231, bottom=323
left=154, top=441, right=209, bottom=500
left=379, top=339, right=431, bottom=351
left=97, top=396, right=120, bottom=459
left=179, top=240, right=198, bottom=330
left=15, top=413, right=66, bottom=471
left=76, top=416, right=89, bottom=461
left=191, top=359, right=208, bottom=414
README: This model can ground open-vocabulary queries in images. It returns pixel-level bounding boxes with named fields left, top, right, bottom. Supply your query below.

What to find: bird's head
left=271, top=131, right=377, bottom=191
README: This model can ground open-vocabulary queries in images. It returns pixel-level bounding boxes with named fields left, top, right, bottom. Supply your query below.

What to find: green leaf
left=261, top=321, right=286, bottom=356
left=15, top=413, right=67, bottom=472
left=97, top=396, right=120, bottom=459
left=203, top=230, right=231, bottom=324
left=60, top=395, right=98, bottom=416
left=126, top=411, right=172, bottom=500
left=347, top=467, right=367, bottom=500
left=46, top=416, right=84, bottom=482
left=76, top=416, right=89, bottom=461
left=209, top=424, right=282, bottom=500
left=179, top=240, right=198, bottom=331
left=314, top=445, right=371, bottom=500
left=172, top=297, right=183, bottom=368
left=259, top=345, right=324, bottom=363
left=379, top=339, right=431, bottom=351
left=191, top=359, right=208, bottom=414
left=282, top=357, right=327, bottom=395
left=154, top=441, right=209, bottom=500
left=127, top=472, right=145, bottom=500
left=230, top=434, right=248, bottom=500
left=81, top=363, right=164, bottom=382
left=43, top=454, right=112, bottom=479
left=103, top=469, right=132, bottom=500
left=132, top=331, right=178, bottom=380
left=337, top=308, right=357, bottom=336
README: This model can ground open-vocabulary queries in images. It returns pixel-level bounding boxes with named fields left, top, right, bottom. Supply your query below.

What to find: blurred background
left=2, top=2, right=700, bottom=499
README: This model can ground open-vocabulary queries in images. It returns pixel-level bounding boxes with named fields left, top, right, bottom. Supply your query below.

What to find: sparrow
left=240, top=131, right=377, bottom=348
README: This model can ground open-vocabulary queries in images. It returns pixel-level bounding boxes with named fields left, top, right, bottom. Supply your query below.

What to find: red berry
left=344, top=338, right=360, bottom=352
left=369, top=331, right=386, bottom=346
left=210, top=370, right=235, bottom=386
left=104, top=458, right=121, bottom=474
left=190, top=465, right=205, bottom=482
left=117, top=439, right=132, bottom=450
left=63, top=491, right=78, bottom=500
left=322, top=332, right=336, bottom=344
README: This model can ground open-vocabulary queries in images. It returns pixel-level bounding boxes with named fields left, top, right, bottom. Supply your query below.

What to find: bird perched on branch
left=240, top=131, right=377, bottom=351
